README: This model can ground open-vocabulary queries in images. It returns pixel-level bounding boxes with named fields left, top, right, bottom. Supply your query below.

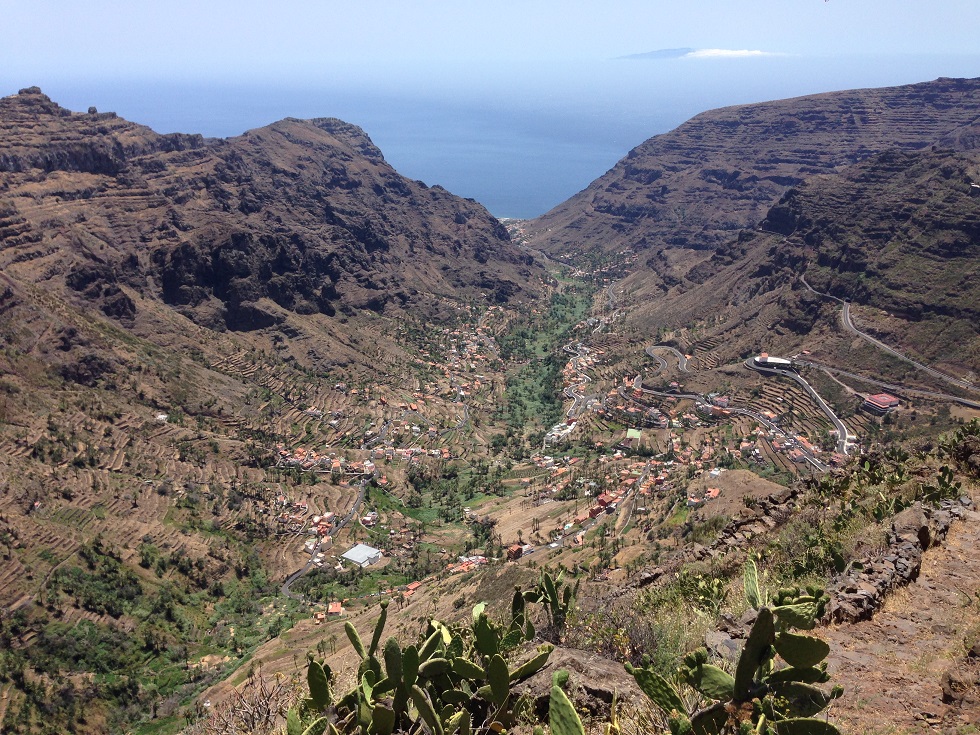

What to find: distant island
left=617, top=47, right=695, bottom=60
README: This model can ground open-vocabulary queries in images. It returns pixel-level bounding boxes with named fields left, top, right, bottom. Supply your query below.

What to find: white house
left=341, top=543, right=382, bottom=568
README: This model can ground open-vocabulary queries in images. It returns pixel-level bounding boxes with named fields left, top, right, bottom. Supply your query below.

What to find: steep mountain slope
left=582, top=144, right=980, bottom=386
left=521, top=77, right=980, bottom=389
left=0, top=87, right=539, bottom=333
left=764, top=146, right=980, bottom=377
left=0, top=89, right=547, bottom=733
left=525, top=77, right=980, bottom=290
left=0, top=87, right=543, bottom=603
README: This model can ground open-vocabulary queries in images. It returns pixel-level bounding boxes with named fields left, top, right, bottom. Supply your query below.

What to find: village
left=244, top=280, right=917, bottom=630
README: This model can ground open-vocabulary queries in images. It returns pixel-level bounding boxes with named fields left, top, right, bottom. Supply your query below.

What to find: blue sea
left=5, top=54, right=979, bottom=219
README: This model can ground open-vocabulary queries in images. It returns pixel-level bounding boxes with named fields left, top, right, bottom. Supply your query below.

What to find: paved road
left=562, top=341, right=597, bottom=418
left=799, top=361, right=980, bottom=411
left=591, top=281, right=622, bottom=334
left=744, top=359, right=850, bottom=455
left=841, top=303, right=977, bottom=393
left=645, top=345, right=689, bottom=373
left=800, top=274, right=977, bottom=394
left=280, top=479, right=369, bottom=601
left=627, top=382, right=831, bottom=471
left=643, top=346, right=668, bottom=376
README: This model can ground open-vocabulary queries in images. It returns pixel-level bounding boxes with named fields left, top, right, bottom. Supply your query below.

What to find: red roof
left=865, top=393, right=899, bottom=409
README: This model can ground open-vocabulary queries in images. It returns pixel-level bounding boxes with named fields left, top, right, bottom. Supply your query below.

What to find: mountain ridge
left=522, top=76, right=980, bottom=382
left=0, top=86, right=541, bottom=334
left=526, top=76, right=980, bottom=267
left=1, top=78, right=979, bottom=735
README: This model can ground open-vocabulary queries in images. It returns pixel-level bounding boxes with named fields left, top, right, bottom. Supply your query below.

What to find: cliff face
left=525, top=77, right=980, bottom=275
left=518, top=77, right=980, bottom=379
left=0, top=87, right=540, bottom=331
left=766, top=146, right=980, bottom=374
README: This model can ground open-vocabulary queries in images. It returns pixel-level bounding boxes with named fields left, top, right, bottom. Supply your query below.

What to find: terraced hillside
left=526, top=77, right=980, bottom=268
left=523, top=77, right=980, bottom=391
left=764, top=146, right=980, bottom=379
left=0, top=87, right=550, bottom=734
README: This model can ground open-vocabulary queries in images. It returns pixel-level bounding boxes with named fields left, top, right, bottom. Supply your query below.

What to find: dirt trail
left=824, top=509, right=980, bottom=734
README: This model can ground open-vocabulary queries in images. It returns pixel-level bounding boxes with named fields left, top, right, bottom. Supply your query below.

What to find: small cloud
left=618, top=47, right=782, bottom=61
left=618, top=48, right=694, bottom=61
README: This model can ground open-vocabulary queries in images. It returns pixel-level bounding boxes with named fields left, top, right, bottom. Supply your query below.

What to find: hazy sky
left=5, top=1, right=980, bottom=217
left=5, top=0, right=980, bottom=82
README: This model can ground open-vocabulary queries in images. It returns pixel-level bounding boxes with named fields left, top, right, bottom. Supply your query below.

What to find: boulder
left=511, top=646, right=643, bottom=723
left=891, top=503, right=931, bottom=548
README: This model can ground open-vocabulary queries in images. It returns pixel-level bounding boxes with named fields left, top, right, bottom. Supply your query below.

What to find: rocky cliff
left=765, top=145, right=980, bottom=375
left=522, top=77, right=980, bottom=381
left=525, top=77, right=980, bottom=284
left=0, top=87, right=540, bottom=332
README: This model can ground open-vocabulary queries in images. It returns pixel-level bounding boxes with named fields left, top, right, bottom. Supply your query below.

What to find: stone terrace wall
left=825, top=497, right=974, bottom=623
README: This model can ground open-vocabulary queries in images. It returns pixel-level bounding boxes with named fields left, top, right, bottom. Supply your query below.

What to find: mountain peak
left=0, top=90, right=539, bottom=331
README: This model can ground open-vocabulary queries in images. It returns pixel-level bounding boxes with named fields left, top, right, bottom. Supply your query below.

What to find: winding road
left=800, top=274, right=978, bottom=395
left=561, top=341, right=602, bottom=419
left=645, top=345, right=690, bottom=373
left=624, top=381, right=831, bottom=472
left=799, top=361, right=980, bottom=411
left=743, top=359, right=851, bottom=455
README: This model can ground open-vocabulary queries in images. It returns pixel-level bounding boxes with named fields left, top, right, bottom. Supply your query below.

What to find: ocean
left=5, top=54, right=980, bottom=219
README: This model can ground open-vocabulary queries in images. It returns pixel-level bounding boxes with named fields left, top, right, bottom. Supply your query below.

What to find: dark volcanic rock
left=522, top=77, right=980, bottom=380
left=769, top=145, right=980, bottom=374
left=825, top=499, right=970, bottom=624
left=527, top=77, right=980, bottom=263
left=0, top=87, right=542, bottom=331
left=511, top=646, right=643, bottom=724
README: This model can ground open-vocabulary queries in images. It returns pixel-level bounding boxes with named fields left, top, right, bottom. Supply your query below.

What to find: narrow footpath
left=824, top=507, right=980, bottom=734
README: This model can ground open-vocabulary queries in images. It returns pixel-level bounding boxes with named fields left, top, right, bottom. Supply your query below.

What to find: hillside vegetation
left=0, top=78, right=979, bottom=735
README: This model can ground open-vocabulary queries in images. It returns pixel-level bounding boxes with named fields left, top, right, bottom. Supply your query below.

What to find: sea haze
left=7, top=53, right=980, bottom=219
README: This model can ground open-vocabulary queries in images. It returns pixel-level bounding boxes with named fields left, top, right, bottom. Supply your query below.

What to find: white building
left=341, top=543, right=382, bottom=568
left=754, top=353, right=793, bottom=368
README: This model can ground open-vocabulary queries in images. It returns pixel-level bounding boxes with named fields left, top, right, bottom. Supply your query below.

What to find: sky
left=4, top=0, right=980, bottom=78
left=4, top=1, right=980, bottom=217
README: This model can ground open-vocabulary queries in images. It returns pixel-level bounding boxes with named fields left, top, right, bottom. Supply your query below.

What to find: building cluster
left=276, top=445, right=377, bottom=476
left=271, top=494, right=310, bottom=533
left=446, top=554, right=489, bottom=575
left=602, top=393, right=669, bottom=428
left=444, top=319, right=500, bottom=372
left=738, top=425, right=845, bottom=468
left=543, top=420, right=577, bottom=448
left=687, top=486, right=722, bottom=508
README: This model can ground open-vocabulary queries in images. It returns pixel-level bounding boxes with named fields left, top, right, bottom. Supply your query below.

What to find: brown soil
left=824, top=508, right=980, bottom=734
left=686, top=469, right=788, bottom=520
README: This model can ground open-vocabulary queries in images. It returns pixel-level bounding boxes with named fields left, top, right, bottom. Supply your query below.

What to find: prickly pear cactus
left=549, top=670, right=585, bottom=735
left=631, top=563, right=843, bottom=734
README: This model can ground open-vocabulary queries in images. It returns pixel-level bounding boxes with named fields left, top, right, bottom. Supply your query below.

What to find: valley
left=0, top=78, right=978, bottom=735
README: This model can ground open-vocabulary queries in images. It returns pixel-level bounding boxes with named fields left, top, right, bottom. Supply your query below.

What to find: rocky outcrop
left=633, top=486, right=801, bottom=589
left=0, top=87, right=541, bottom=332
left=523, top=78, right=980, bottom=376
left=0, top=87, right=205, bottom=175
left=941, top=637, right=980, bottom=721
left=825, top=498, right=974, bottom=624
left=527, top=77, right=980, bottom=263
left=510, top=646, right=643, bottom=724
